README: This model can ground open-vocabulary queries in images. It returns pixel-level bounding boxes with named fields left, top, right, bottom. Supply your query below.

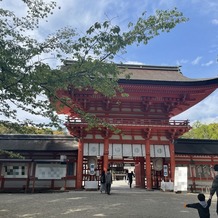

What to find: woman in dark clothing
left=105, top=169, right=112, bottom=195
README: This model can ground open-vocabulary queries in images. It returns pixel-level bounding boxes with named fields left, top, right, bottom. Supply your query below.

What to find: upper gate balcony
left=66, top=117, right=190, bottom=128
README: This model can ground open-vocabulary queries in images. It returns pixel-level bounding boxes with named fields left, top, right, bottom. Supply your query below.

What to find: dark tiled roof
left=175, top=138, right=218, bottom=155
left=1, top=135, right=218, bottom=155
left=0, top=134, right=78, bottom=151
left=117, top=64, right=218, bottom=86
left=118, top=64, right=194, bottom=81
left=64, top=61, right=218, bottom=85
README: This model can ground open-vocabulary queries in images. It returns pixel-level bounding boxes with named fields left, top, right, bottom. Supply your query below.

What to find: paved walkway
left=0, top=180, right=217, bottom=218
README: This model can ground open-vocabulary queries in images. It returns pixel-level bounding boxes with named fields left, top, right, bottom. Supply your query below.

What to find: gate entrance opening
left=82, top=155, right=171, bottom=190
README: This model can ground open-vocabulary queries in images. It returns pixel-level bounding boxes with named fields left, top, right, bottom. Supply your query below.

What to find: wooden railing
left=66, top=117, right=190, bottom=127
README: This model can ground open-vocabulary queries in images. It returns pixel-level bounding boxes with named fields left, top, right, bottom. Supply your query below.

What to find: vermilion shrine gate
left=56, top=63, right=218, bottom=190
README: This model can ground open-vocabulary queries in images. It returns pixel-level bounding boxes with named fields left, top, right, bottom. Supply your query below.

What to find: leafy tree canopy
left=0, top=0, right=188, bottom=129
left=181, top=121, right=218, bottom=140
left=0, top=121, right=66, bottom=135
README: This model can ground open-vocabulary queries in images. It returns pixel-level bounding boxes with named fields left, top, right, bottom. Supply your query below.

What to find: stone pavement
left=0, top=180, right=217, bottom=218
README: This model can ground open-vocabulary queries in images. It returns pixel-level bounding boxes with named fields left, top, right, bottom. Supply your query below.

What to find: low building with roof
left=0, top=135, right=217, bottom=192
left=0, top=134, right=78, bottom=192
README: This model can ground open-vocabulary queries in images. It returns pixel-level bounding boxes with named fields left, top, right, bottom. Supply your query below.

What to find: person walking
left=128, top=171, right=134, bottom=188
left=100, top=170, right=106, bottom=193
left=105, top=168, right=113, bottom=195
left=185, top=193, right=211, bottom=218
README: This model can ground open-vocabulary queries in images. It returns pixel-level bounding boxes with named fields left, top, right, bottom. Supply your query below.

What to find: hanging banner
left=163, top=165, right=168, bottom=177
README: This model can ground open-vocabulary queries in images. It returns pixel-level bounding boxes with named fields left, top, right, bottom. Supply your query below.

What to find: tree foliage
left=0, top=0, right=188, bottom=129
left=0, top=121, right=66, bottom=135
left=181, top=121, right=218, bottom=139
left=0, top=149, right=24, bottom=159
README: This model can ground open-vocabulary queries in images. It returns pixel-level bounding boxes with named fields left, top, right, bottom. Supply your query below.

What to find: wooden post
left=134, top=161, right=141, bottom=188
left=76, top=139, right=83, bottom=189
left=0, top=177, right=4, bottom=190
left=103, top=138, right=109, bottom=171
left=139, top=157, right=145, bottom=188
left=32, top=162, right=36, bottom=193
left=169, top=141, right=176, bottom=182
left=25, top=162, right=31, bottom=193
left=0, top=163, right=4, bottom=190
left=64, top=161, right=68, bottom=191
left=51, top=179, right=54, bottom=189
left=145, top=140, right=152, bottom=190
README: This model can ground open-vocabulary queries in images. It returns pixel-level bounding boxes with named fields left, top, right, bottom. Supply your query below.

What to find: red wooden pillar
left=139, top=157, right=145, bottom=188
left=169, top=141, right=175, bottom=182
left=134, top=162, right=141, bottom=187
left=76, top=139, right=83, bottom=189
left=103, top=138, right=109, bottom=171
left=145, top=140, right=152, bottom=190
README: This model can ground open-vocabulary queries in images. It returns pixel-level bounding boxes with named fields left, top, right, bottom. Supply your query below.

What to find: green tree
left=0, top=121, right=66, bottom=135
left=181, top=121, right=218, bottom=139
left=1, top=0, right=188, bottom=129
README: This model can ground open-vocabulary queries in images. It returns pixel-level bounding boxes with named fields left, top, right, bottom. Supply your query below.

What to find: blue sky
left=2, top=0, right=218, bottom=125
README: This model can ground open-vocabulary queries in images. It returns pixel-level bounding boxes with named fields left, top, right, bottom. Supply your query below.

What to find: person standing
left=105, top=168, right=113, bottom=195
left=100, top=170, right=106, bottom=193
left=128, top=171, right=134, bottom=188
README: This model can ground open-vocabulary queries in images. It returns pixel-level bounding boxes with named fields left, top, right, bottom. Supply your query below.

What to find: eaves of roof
left=117, top=63, right=218, bottom=86
left=0, top=134, right=78, bottom=151
left=175, top=138, right=218, bottom=155
left=118, top=77, right=218, bottom=87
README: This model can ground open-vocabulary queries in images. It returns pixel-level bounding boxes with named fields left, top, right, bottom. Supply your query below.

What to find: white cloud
left=41, top=0, right=145, bottom=33
left=212, top=19, right=218, bottom=25
left=124, top=61, right=145, bottom=65
left=189, top=0, right=218, bottom=16
left=0, top=106, right=67, bottom=128
left=202, top=60, right=214, bottom=66
left=176, top=59, right=188, bottom=66
left=191, top=56, right=202, bottom=65
left=1, top=0, right=28, bottom=16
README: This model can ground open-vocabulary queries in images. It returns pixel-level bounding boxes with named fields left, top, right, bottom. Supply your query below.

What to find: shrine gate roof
left=117, top=64, right=218, bottom=85
left=63, top=61, right=218, bottom=85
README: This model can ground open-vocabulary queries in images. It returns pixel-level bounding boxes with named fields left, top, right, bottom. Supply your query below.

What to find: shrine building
left=55, top=63, right=218, bottom=190
left=1, top=63, right=218, bottom=193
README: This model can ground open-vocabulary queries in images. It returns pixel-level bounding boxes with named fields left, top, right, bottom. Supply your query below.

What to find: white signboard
left=35, top=164, right=66, bottom=180
left=174, top=167, right=188, bottom=192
